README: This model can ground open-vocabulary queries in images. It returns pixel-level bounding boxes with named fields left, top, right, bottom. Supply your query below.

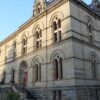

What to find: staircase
left=0, top=84, right=12, bottom=100
left=12, top=85, right=36, bottom=100
left=12, top=85, right=27, bottom=100
left=0, top=84, right=36, bottom=100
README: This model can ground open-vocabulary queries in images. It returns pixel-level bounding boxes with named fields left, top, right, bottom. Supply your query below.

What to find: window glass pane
left=58, top=19, right=61, bottom=28
left=36, top=32, right=39, bottom=39
left=40, top=29, right=42, bottom=37
left=53, top=21, right=57, bottom=30
left=59, top=31, right=62, bottom=41
left=53, top=91, right=56, bottom=100
left=54, top=59, right=58, bottom=79
left=58, top=90, right=62, bottom=100
left=89, top=34, right=93, bottom=43
left=35, top=64, right=38, bottom=81
left=54, top=33, right=57, bottom=42
left=38, top=63, right=41, bottom=81
left=92, top=61, right=96, bottom=79
left=59, top=58, right=63, bottom=79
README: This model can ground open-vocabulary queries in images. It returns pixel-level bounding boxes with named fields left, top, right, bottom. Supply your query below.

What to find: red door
left=23, top=72, right=28, bottom=88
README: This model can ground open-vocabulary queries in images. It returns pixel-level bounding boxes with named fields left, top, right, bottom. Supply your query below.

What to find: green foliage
left=7, top=92, right=20, bottom=100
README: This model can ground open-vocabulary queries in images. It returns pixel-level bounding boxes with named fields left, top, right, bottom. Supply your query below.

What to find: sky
left=0, top=0, right=92, bottom=41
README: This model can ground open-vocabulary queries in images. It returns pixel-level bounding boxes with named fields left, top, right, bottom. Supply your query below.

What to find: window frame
left=53, top=55, right=63, bottom=80
left=53, top=18, right=62, bottom=43
left=87, top=17, right=94, bottom=43
left=34, top=61, right=41, bottom=82
left=35, top=28, right=42, bottom=49
left=22, top=38, right=27, bottom=55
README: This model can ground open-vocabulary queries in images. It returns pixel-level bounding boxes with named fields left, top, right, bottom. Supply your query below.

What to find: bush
left=7, top=92, right=20, bottom=100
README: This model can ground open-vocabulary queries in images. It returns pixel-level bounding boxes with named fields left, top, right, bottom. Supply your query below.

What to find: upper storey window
left=36, top=2, right=42, bottom=14
left=22, top=37, right=27, bottom=55
left=86, top=17, right=94, bottom=43
left=13, top=41, right=16, bottom=60
left=13, top=41, right=16, bottom=49
left=87, top=19, right=93, bottom=33
left=5, top=45, right=8, bottom=63
left=36, top=28, right=42, bottom=49
left=53, top=17, right=62, bottom=43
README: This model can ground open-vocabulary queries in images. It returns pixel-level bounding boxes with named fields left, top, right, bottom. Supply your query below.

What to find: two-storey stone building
left=0, top=0, right=100, bottom=100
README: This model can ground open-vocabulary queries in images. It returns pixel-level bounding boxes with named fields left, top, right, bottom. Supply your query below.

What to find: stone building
left=0, top=0, right=100, bottom=100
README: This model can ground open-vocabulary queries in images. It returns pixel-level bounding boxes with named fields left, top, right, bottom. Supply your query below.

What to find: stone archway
left=19, top=61, right=28, bottom=87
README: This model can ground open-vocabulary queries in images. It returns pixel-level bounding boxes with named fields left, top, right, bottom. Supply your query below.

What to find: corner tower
left=90, top=0, right=100, bottom=13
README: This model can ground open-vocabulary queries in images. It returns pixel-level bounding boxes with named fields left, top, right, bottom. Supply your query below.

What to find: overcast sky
left=0, top=0, right=92, bottom=41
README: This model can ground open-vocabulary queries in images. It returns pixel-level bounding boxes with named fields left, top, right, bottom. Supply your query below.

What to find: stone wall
left=28, top=86, right=100, bottom=100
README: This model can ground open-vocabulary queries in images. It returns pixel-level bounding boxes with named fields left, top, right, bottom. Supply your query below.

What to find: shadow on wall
left=0, top=41, right=17, bottom=85
left=0, top=40, right=29, bottom=89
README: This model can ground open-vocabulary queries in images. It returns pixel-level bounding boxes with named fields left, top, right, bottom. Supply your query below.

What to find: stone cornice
left=0, top=0, right=100, bottom=47
left=71, top=0, right=100, bottom=19
left=0, top=31, right=18, bottom=46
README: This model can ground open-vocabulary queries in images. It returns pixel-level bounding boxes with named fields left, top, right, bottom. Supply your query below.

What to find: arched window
left=34, top=61, right=41, bottom=82
left=11, top=69, right=15, bottom=84
left=5, top=45, right=7, bottom=63
left=2, top=71, right=6, bottom=84
left=36, top=28, right=42, bottom=49
left=53, top=55, right=63, bottom=80
left=87, top=19, right=93, bottom=33
left=19, top=61, right=28, bottom=87
left=32, top=56, right=42, bottom=82
left=87, top=18, right=94, bottom=43
left=90, top=55, right=97, bottom=79
left=53, top=17, right=62, bottom=43
left=89, top=52, right=99, bottom=80
left=13, top=41, right=16, bottom=60
left=36, top=2, right=42, bottom=14
left=22, top=38, right=27, bottom=55
left=13, top=41, right=16, bottom=48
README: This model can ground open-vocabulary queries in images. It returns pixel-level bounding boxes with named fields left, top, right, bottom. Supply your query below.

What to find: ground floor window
left=53, top=90, right=62, bottom=100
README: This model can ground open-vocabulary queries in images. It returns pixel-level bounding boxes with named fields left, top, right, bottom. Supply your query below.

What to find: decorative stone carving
left=90, top=0, right=100, bottom=14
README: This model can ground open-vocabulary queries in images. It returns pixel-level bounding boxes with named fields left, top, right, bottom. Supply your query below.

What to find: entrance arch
left=19, top=61, right=28, bottom=87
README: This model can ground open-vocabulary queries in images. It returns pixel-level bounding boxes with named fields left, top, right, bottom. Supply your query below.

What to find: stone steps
left=0, top=85, right=36, bottom=100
